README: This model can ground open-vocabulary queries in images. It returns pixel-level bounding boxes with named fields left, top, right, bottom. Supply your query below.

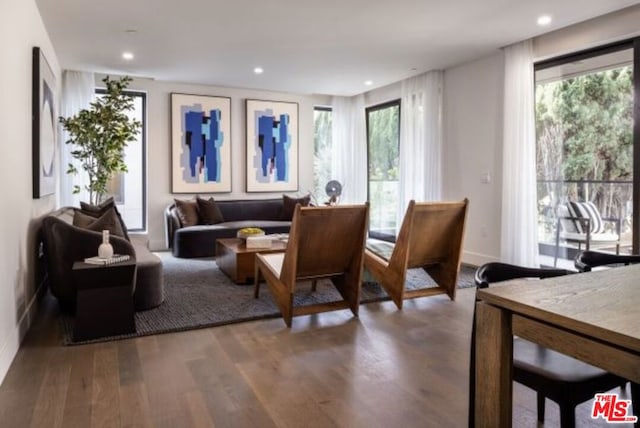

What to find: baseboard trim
left=462, top=251, right=499, bottom=267
left=0, top=283, right=44, bottom=385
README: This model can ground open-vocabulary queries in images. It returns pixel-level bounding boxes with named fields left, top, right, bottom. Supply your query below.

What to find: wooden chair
left=364, top=199, right=468, bottom=309
left=254, top=204, right=369, bottom=327
left=468, top=262, right=632, bottom=428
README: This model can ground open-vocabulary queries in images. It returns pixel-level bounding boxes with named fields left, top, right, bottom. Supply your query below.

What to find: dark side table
left=72, top=259, right=136, bottom=341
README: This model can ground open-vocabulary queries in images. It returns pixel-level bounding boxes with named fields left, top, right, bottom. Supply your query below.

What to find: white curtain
left=398, top=70, right=443, bottom=225
left=331, top=94, right=367, bottom=204
left=58, top=70, right=95, bottom=207
left=501, top=40, right=539, bottom=267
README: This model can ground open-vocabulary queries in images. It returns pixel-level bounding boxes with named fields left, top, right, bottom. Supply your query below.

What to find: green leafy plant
left=59, top=76, right=141, bottom=205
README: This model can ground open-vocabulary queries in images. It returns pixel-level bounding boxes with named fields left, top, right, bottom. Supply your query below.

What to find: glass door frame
left=534, top=37, right=640, bottom=254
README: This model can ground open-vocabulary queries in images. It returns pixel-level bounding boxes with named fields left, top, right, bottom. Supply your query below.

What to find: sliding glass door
left=535, top=40, right=639, bottom=265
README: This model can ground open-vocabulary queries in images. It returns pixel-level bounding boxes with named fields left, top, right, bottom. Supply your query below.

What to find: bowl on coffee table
left=237, top=227, right=265, bottom=240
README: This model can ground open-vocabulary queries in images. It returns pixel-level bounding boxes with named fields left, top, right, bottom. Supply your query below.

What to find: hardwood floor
left=0, top=288, right=632, bottom=427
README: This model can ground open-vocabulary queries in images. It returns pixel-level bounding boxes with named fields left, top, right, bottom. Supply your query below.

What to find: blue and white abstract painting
left=246, top=99, right=298, bottom=192
left=171, top=94, right=231, bottom=193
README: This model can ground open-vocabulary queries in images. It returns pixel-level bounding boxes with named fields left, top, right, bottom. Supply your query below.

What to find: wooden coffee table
left=216, top=238, right=287, bottom=284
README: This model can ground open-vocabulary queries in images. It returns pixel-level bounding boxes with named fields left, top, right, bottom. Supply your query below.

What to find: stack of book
left=84, top=254, right=131, bottom=265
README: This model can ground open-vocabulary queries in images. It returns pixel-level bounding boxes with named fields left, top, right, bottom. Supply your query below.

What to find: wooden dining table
left=474, top=263, right=640, bottom=427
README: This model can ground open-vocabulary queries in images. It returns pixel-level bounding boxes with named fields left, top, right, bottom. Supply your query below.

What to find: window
left=535, top=40, right=640, bottom=264
left=313, top=107, right=332, bottom=204
left=95, top=89, right=147, bottom=231
left=366, top=100, right=400, bottom=240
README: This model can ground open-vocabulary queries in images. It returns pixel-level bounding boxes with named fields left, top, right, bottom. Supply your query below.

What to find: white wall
left=443, top=52, right=505, bottom=265
left=0, top=0, right=59, bottom=383
left=533, top=4, right=640, bottom=60
left=106, top=76, right=318, bottom=250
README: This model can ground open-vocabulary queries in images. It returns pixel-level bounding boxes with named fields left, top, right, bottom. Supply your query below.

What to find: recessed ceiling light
left=537, top=15, right=552, bottom=26
left=122, top=52, right=134, bottom=61
left=364, top=80, right=373, bottom=86
left=254, top=67, right=264, bottom=74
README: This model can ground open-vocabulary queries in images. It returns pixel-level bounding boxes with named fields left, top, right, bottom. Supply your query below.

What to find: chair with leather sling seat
left=574, top=249, right=640, bottom=272
left=468, top=262, right=631, bottom=428
left=253, top=203, right=369, bottom=328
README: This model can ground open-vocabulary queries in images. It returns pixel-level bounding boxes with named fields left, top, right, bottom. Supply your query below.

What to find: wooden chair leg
left=537, top=393, right=545, bottom=423
left=311, top=279, right=317, bottom=292
left=559, top=404, right=576, bottom=428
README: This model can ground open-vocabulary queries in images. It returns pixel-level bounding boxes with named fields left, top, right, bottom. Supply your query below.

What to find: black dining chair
left=575, top=249, right=640, bottom=272
left=468, top=262, right=631, bottom=428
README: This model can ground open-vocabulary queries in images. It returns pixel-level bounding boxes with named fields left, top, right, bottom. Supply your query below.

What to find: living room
left=1, top=0, right=639, bottom=426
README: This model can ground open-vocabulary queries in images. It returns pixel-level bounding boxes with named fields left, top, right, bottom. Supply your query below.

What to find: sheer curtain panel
left=398, top=70, right=443, bottom=226
left=331, top=94, right=367, bottom=204
left=501, top=40, right=540, bottom=267
left=58, top=70, right=95, bottom=207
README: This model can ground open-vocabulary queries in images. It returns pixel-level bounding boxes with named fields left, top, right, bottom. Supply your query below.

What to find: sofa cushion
left=73, top=208, right=126, bottom=238
left=281, top=194, right=311, bottom=220
left=80, top=197, right=131, bottom=241
left=174, top=198, right=200, bottom=227
left=197, top=197, right=224, bottom=225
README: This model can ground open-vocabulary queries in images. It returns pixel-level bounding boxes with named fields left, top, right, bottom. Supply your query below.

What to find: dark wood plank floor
left=0, top=288, right=632, bottom=427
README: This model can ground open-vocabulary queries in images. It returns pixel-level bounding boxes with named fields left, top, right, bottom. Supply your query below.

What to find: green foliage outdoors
left=59, top=76, right=141, bottom=205
left=368, top=105, right=399, bottom=181
left=536, top=66, right=633, bottom=221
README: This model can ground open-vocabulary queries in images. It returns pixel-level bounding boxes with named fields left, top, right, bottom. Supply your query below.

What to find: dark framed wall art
left=171, top=93, right=232, bottom=193
left=246, top=99, right=299, bottom=192
left=32, top=47, right=57, bottom=198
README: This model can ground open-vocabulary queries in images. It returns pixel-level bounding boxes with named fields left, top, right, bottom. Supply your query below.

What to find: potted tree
left=59, top=75, right=141, bottom=205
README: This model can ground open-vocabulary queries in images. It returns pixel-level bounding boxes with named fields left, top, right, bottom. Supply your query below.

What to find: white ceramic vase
left=98, top=229, right=114, bottom=259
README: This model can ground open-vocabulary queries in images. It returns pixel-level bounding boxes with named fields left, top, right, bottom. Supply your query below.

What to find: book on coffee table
left=246, top=235, right=273, bottom=249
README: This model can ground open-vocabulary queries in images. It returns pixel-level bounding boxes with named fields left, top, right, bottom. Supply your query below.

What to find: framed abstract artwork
left=32, top=47, right=57, bottom=198
left=246, top=99, right=299, bottom=192
left=171, top=93, right=232, bottom=193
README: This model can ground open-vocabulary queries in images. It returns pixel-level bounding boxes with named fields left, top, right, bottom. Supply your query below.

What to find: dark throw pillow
left=73, top=208, right=126, bottom=238
left=281, top=194, right=311, bottom=220
left=174, top=198, right=200, bottom=227
left=80, top=197, right=130, bottom=241
left=197, top=197, right=224, bottom=225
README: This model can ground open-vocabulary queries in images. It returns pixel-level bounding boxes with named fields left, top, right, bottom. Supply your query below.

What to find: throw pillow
left=196, top=197, right=224, bottom=225
left=174, top=198, right=200, bottom=227
left=281, top=194, right=311, bottom=220
left=80, top=197, right=131, bottom=241
left=73, top=208, right=126, bottom=238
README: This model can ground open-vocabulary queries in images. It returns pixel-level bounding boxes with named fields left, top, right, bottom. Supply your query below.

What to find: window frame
left=365, top=99, right=401, bottom=241
left=94, top=88, right=147, bottom=232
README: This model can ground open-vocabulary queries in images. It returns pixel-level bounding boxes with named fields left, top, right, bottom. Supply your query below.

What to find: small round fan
left=325, top=180, right=343, bottom=198
left=325, top=180, right=342, bottom=205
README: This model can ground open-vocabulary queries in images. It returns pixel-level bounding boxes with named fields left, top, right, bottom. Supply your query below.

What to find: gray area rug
left=60, top=252, right=476, bottom=345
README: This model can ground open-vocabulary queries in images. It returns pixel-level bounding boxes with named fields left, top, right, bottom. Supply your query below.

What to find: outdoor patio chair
left=554, top=201, right=621, bottom=267
left=364, top=199, right=468, bottom=310
left=253, top=204, right=368, bottom=327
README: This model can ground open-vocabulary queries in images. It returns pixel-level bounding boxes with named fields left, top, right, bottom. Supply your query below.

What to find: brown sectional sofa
left=165, top=198, right=292, bottom=258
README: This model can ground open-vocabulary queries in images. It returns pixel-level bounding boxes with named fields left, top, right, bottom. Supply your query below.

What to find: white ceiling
left=36, top=0, right=640, bottom=96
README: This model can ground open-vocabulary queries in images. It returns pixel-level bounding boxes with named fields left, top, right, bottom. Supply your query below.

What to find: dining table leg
left=475, top=302, right=513, bottom=427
